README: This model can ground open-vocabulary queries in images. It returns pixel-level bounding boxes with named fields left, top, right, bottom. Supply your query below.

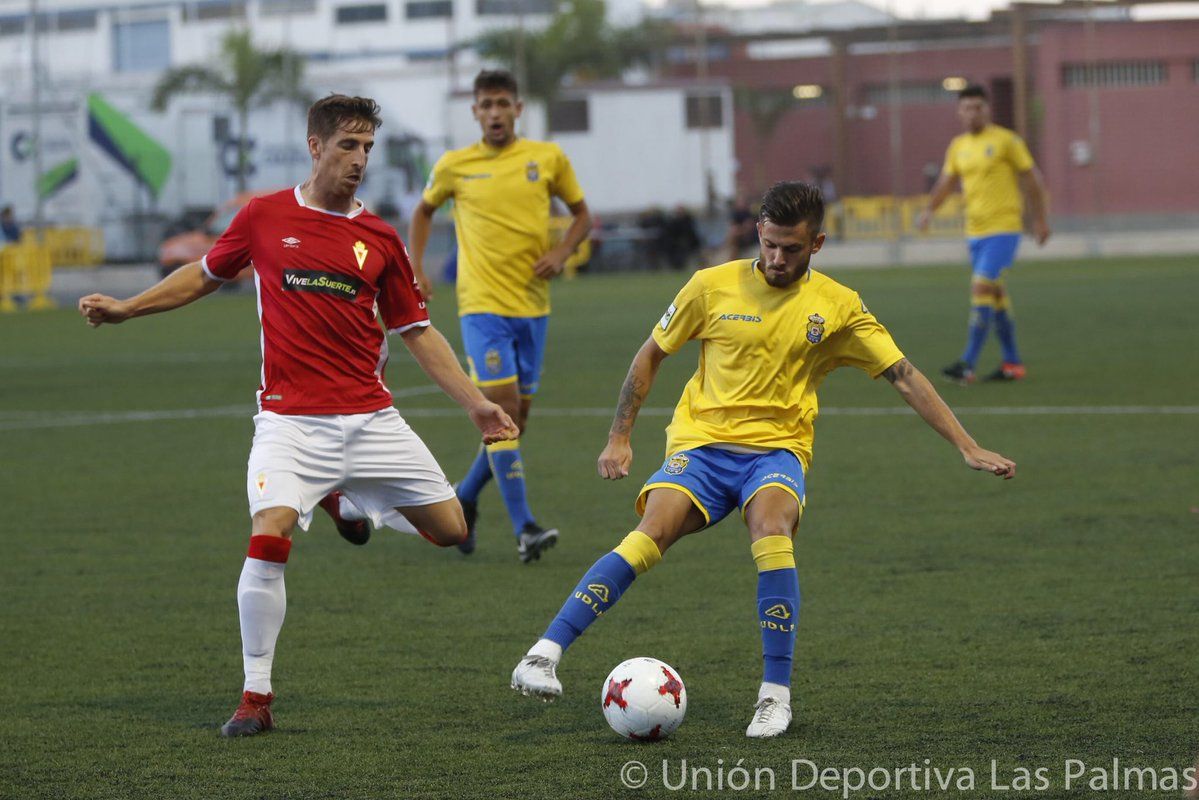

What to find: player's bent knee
left=251, top=506, right=299, bottom=538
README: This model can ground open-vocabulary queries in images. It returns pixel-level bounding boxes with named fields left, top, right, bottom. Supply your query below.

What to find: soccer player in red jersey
left=79, top=95, right=517, bottom=737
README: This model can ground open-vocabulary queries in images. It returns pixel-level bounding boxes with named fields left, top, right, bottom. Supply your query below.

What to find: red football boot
left=220, top=691, right=274, bottom=737
left=983, top=362, right=1027, bottom=382
left=318, top=491, right=370, bottom=545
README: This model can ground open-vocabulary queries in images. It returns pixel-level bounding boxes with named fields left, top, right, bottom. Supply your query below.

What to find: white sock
left=758, top=682, right=791, bottom=706
left=338, top=495, right=367, bottom=521
left=238, top=557, right=287, bottom=695
left=528, top=638, right=563, bottom=663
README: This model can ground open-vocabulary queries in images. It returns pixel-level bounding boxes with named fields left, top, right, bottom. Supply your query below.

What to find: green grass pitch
left=1, top=256, right=1196, bottom=799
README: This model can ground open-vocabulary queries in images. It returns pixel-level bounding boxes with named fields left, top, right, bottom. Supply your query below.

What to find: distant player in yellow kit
left=408, top=70, right=592, bottom=562
left=511, top=181, right=1016, bottom=738
left=917, top=84, right=1050, bottom=385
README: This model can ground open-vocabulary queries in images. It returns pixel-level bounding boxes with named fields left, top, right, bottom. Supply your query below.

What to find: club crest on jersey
left=484, top=348, right=503, bottom=375
left=664, top=454, right=690, bottom=475
left=352, top=240, right=368, bottom=270
left=806, top=313, right=826, bottom=344
left=526, top=160, right=539, bottom=182
left=255, top=472, right=267, bottom=497
left=281, top=237, right=300, bottom=249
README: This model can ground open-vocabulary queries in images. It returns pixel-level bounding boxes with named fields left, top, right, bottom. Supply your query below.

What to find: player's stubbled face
left=957, top=97, right=989, bottom=133
left=757, top=220, right=825, bottom=288
left=313, top=121, right=374, bottom=196
left=473, top=90, right=521, bottom=147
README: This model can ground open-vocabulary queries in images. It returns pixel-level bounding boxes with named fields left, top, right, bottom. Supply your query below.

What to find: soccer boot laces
left=745, top=696, right=792, bottom=739
left=220, top=691, right=274, bottom=737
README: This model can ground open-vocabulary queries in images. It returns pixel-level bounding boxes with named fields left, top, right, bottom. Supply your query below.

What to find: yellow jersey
left=422, top=138, right=585, bottom=317
left=943, top=124, right=1035, bottom=238
left=652, top=260, right=905, bottom=470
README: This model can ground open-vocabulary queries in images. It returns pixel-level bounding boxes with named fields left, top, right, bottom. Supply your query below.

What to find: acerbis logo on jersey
left=282, top=269, right=363, bottom=301
left=718, top=313, right=763, bottom=323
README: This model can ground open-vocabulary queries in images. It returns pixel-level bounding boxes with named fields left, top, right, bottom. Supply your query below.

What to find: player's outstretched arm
left=881, top=358, right=1016, bottom=479
left=78, top=261, right=222, bottom=327
left=407, top=200, right=439, bottom=300
left=598, top=336, right=669, bottom=480
left=399, top=324, right=518, bottom=444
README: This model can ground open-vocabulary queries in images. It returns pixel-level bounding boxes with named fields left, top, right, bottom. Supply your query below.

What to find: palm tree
left=151, top=30, right=310, bottom=192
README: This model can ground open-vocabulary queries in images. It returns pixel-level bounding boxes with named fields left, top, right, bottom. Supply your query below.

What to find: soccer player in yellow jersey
left=511, top=182, right=1016, bottom=738
left=917, top=84, right=1050, bottom=385
left=408, top=70, right=592, bottom=562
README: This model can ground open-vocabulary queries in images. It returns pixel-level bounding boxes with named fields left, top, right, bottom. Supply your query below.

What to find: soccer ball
left=600, top=657, right=687, bottom=741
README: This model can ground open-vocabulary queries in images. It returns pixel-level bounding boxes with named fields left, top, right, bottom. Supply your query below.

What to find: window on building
left=476, top=0, right=554, bottom=15
left=861, top=82, right=957, bottom=106
left=112, top=19, right=171, bottom=72
left=260, top=0, right=318, bottom=14
left=1062, top=61, right=1167, bottom=89
left=685, top=93, right=723, bottom=129
left=52, top=9, right=99, bottom=31
left=184, top=1, right=248, bottom=21
left=336, top=3, right=388, bottom=22
left=406, top=0, right=452, bottom=18
left=547, top=98, right=589, bottom=133
left=0, top=15, right=26, bottom=36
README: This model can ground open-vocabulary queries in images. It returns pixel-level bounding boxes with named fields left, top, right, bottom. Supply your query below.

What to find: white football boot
left=511, top=655, right=562, bottom=701
left=745, top=696, right=792, bottom=738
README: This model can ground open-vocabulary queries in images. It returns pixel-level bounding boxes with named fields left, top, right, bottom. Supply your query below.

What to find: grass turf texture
left=1, top=256, right=1196, bottom=799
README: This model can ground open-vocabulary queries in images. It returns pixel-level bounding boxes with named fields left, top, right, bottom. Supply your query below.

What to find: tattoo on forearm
left=611, top=373, right=646, bottom=436
left=882, top=358, right=914, bottom=384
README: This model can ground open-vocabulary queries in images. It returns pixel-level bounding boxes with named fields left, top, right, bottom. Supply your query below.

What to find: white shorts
left=246, top=408, right=456, bottom=533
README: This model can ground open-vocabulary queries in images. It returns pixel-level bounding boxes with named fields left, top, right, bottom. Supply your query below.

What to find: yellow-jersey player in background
left=511, top=182, right=1016, bottom=738
left=408, top=70, right=592, bottom=563
left=917, top=83, right=1051, bottom=386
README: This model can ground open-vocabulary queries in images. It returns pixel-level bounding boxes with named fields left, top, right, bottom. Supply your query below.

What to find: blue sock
left=960, top=304, right=994, bottom=367
left=457, top=447, right=492, bottom=503
left=486, top=442, right=535, bottom=534
left=758, top=568, right=801, bottom=686
left=994, top=308, right=1021, bottom=364
left=544, top=551, right=637, bottom=651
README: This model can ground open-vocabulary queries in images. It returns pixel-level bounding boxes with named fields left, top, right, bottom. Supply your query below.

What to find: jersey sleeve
left=1007, top=133, right=1035, bottom=172
left=420, top=153, right=455, bottom=208
left=825, top=294, right=905, bottom=378
left=202, top=203, right=253, bottom=281
left=378, top=234, right=430, bottom=334
left=651, top=273, right=707, bottom=354
left=549, top=145, right=585, bottom=205
left=941, top=139, right=960, bottom=177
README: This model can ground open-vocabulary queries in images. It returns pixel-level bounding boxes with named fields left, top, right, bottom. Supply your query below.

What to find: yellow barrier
left=20, top=227, right=105, bottom=266
left=1, top=243, right=56, bottom=312
left=833, top=195, right=964, bottom=240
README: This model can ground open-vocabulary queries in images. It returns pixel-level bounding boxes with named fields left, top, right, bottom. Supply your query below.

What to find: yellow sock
left=613, top=530, right=662, bottom=575
left=751, top=535, right=795, bottom=572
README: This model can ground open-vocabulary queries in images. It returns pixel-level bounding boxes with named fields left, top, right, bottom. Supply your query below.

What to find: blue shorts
left=636, top=446, right=806, bottom=529
left=968, top=233, right=1021, bottom=281
left=460, top=314, right=549, bottom=396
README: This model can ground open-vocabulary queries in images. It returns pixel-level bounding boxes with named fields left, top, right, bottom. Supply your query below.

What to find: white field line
left=0, top=401, right=1196, bottom=432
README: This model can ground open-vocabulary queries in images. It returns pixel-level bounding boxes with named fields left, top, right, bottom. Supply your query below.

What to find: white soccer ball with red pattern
left=600, top=657, right=687, bottom=741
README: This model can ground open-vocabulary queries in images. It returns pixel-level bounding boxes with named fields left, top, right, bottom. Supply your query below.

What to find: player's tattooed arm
left=599, top=337, right=670, bottom=480
left=883, top=357, right=1016, bottom=479
left=881, top=358, right=915, bottom=384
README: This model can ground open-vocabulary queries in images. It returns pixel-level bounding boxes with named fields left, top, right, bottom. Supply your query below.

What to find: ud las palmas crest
left=664, top=453, right=690, bottom=475
left=485, top=348, right=503, bottom=375
left=526, top=160, right=539, bottom=182
left=353, top=240, right=368, bottom=270
left=806, top=313, right=826, bottom=344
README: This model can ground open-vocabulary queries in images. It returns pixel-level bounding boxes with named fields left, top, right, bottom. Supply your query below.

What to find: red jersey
left=202, top=186, right=429, bottom=415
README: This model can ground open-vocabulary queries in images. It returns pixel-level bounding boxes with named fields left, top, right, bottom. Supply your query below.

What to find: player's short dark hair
left=759, top=181, right=825, bottom=232
left=307, top=94, right=382, bottom=141
left=474, top=69, right=519, bottom=99
left=958, top=84, right=989, bottom=102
